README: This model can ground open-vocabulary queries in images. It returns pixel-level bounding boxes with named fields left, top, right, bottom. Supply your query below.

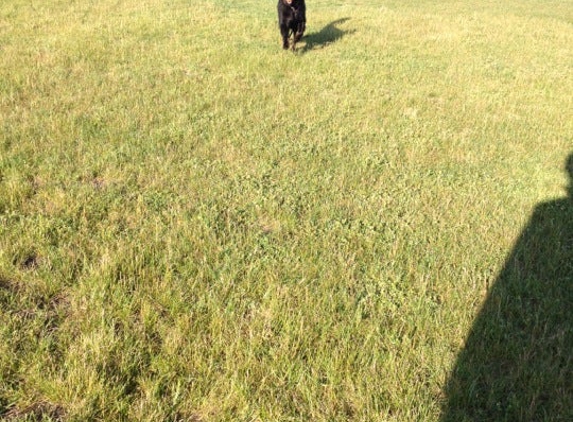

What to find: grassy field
left=1, top=0, right=572, bottom=420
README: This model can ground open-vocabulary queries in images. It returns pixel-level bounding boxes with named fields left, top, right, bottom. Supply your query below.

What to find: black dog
left=277, top=0, right=306, bottom=51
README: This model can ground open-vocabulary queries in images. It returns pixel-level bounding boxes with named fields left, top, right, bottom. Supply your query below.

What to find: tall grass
left=1, top=0, right=572, bottom=420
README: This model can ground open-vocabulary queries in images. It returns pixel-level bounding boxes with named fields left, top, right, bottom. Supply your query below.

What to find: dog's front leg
left=292, top=21, right=305, bottom=51
left=279, top=24, right=290, bottom=50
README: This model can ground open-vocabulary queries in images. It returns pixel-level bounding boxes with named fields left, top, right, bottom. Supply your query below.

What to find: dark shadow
left=441, top=153, right=573, bottom=421
left=301, top=18, right=354, bottom=52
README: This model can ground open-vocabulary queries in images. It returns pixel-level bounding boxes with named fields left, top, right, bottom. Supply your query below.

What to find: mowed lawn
left=1, top=0, right=572, bottom=420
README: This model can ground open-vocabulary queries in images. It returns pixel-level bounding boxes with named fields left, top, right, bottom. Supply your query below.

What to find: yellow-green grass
left=1, top=0, right=572, bottom=420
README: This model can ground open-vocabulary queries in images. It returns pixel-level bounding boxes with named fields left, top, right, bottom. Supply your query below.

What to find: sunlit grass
left=1, top=0, right=572, bottom=420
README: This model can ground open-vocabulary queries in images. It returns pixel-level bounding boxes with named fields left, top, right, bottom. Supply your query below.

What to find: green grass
left=1, top=0, right=572, bottom=420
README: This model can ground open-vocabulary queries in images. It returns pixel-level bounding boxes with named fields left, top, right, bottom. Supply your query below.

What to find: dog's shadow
left=301, top=18, right=354, bottom=52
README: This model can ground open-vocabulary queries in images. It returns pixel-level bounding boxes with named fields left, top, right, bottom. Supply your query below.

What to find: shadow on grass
left=301, top=18, right=354, bottom=53
left=442, top=152, right=573, bottom=421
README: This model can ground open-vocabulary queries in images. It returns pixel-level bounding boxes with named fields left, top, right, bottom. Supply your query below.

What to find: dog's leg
left=280, top=24, right=290, bottom=50
left=292, top=21, right=305, bottom=51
